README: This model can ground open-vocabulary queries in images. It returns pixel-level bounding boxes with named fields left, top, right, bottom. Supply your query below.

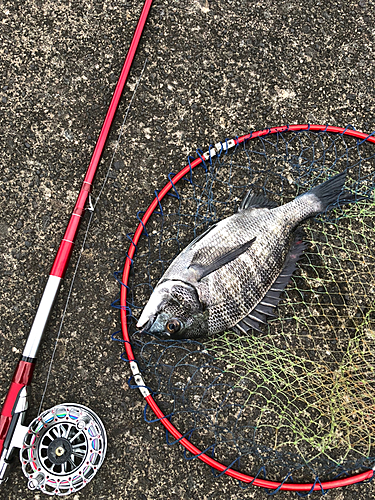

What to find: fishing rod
left=0, top=0, right=153, bottom=495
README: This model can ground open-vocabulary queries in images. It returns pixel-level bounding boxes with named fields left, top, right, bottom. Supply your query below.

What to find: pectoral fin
left=188, top=237, right=256, bottom=282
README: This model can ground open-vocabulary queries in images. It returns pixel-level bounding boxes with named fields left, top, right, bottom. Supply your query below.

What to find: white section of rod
left=22, top=275, right=62, bottom=359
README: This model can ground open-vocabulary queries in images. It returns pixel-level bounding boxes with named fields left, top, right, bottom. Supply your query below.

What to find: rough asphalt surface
left=1, top=0, right=375, bottom=499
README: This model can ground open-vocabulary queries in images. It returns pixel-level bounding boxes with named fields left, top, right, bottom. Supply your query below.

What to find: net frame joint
left=202, top=139, right=236, bottom=161
left=130, top=361, right=150, bottom=398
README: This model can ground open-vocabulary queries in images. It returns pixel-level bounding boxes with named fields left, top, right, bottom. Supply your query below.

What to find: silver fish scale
left=199, top=213, right=291, bottom=334
left=160, top=193, right=324, bottom=335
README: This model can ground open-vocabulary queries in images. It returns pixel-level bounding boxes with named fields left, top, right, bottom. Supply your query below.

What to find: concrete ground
left=0, top=0, right=375, bottom=499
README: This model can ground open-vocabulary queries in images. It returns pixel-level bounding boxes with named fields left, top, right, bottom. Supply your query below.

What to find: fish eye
left=166, top=319, right=181, bottom=334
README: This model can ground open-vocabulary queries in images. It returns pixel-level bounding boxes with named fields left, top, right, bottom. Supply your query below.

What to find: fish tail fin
left=306, top=171, right=366, bottom=212
left=308, top=171, right=347, bottom=211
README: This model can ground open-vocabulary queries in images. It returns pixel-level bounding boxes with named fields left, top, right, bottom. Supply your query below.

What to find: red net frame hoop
left=120, top=124, right=375, bottom=492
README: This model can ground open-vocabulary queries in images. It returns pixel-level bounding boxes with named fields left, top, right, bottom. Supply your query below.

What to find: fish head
left=136, top=280, right=208, bottom=339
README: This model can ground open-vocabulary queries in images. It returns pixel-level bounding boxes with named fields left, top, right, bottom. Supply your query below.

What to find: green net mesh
left=118, top=128, right=375, bottom=487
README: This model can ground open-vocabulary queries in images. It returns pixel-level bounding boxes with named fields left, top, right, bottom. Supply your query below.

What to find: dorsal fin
left=239, top=191, right=279, bottom=211
left=232, top=235, right=308, bottom=334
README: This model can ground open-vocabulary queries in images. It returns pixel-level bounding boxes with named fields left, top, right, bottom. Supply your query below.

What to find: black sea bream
left=137, top=172, right=355, bottom=339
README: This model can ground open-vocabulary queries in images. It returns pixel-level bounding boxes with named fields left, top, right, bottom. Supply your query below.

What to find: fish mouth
left=136, top=310, right=156, bottom=331
left=136, top=317, right=148, bottom=330
left=136, top=317, right=171, bottom=338
left=136, top=318, right=153, bottom=332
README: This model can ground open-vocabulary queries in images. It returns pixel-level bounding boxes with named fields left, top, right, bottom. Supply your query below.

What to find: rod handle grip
left=0, top=359, right=35, bottom=456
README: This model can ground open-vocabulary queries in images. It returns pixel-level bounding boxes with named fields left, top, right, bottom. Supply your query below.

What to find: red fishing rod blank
left=0, top=0, right=153, bottom=489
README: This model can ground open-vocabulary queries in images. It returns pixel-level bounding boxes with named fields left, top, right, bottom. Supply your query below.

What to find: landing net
left=115, top=125, right=375, bottom=493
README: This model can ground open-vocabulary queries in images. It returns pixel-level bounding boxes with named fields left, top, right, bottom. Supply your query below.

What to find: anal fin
left=232, top=235, right=308, bottom=335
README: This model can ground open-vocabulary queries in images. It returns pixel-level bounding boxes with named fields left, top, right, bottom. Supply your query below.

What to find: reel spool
left=20, top=403, right=106, bottom=496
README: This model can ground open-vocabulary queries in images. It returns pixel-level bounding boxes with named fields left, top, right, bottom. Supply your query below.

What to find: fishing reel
left=18, top=403, right=106, bottom=496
